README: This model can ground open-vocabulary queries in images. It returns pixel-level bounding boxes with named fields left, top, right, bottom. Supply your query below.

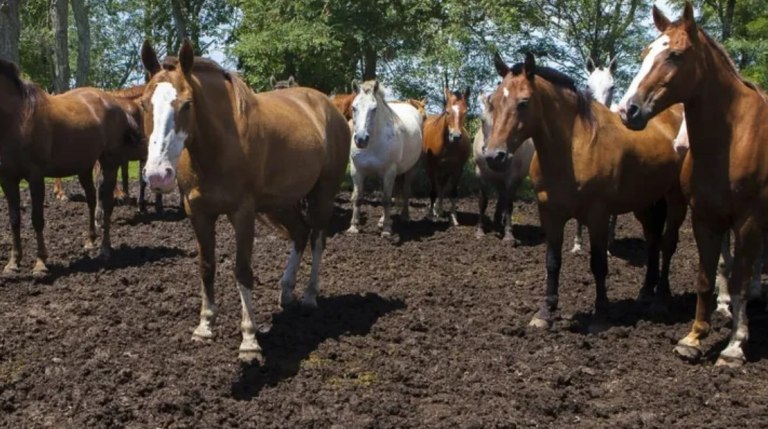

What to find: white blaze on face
left=451, top=105, right=460, bottom=116
left=503, top=87, right=510, bottom=98
left=144, top=82, right=187, bottom=192
left=620, top=35, right=670, bottom=109
left=352, top=92, right=377, bottom=140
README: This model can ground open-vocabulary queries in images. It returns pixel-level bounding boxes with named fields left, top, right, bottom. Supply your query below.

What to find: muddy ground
left=2, top=181, right=768, bottom=429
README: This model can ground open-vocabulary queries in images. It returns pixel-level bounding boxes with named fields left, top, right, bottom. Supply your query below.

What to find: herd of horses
left=0, top=2, right=766, bottom=369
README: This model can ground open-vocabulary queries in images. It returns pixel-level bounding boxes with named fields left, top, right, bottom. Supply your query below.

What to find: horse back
left=387, top=102, right=423, bottom=173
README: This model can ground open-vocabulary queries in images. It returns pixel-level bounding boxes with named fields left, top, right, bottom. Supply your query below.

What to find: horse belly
left=44, top=128, right=103, bottom=177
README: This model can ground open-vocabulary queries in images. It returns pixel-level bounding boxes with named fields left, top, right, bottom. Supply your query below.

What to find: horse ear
left=493, top=52, right=509, bottom=78
left=682, top=1, right=698, bottom=39
left=652, top=5, right=671, bottom=32
left=464, top=86, right=471, bottom=101
left=608, top=56, right=618, bottom=73
left=351, top=80, right=359, bottom=93
left=288, top=75, right=295, bottom=86
left=586, top=57, right=596, bottom=74
left=524, top=52, right=536, bottom=81
left=444, top=87, right=451, bottom=102
left=373, top=80, right=379, bottom=93
left=178, top=39, right=195, bottom=78
left=141, top=40, right=161, bottom=76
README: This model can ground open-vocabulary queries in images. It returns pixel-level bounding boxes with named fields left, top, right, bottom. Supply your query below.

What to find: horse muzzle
left=619, top=98, right=650, bottom=131
left=483, top=149, right=509, bottom=172
left=144, top=165, right=177, bottom=194
left=354, top=133, right=370, bottom=149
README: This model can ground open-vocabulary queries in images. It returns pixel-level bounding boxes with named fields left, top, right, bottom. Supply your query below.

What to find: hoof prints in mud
left=2, top=183, right=768, bottom=428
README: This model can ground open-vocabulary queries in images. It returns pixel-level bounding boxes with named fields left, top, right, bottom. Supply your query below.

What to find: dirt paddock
left=2, top=182, right=768, bottom=428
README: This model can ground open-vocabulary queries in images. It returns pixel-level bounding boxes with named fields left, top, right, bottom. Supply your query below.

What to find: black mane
left=0, top=59, right=43, bottom=122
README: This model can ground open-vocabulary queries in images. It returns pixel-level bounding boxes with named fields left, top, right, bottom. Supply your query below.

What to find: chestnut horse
left=619, top=2, right=768, bottom=366
left=140, top=40, right=350, bottom=362
left=484, top=53, right=686, bottom=331
left=473, top=92, right=534, bottom=241
left=0, top=59, right=140, bottom=275
left=423, top=87, right=472, bottom=225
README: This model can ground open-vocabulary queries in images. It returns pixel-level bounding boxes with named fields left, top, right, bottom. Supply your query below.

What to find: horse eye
left=180, top=100, right=192, bottom=111
left=518, top=100, right=529, bottom=111
left=667, top=51, right=683, bottom=62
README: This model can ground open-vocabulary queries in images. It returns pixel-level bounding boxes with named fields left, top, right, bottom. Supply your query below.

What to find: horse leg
left=607, top=214, right=618, bottom=256
left=52, top=178, right=68, bottom=201
left=112, top=162, right=127, bottom=203
left=502, top=183, right=518, bottom=243
left=716, top=232, right=733, bottom=318
left=28, top=174, right=49, bottom=276
left=303, top=229, right=326, bottom=308
left=427, top=158, right=438, bottom=221
left=190, top=212, right=217, bottom=341
left=717, top=217, right=762, bottom=367
left=529, top=210, right=566, bottom=329
left=475, top=182, right=489, bottom=238
left=346, top=165, right=364, bottom=234
left=1, top=177, right=22, bottom=274
left=120, top=160, right=130, bottom=202
left=226, top=204, right=262, bottom=363
left=747, top=233, right=768, bottom=302
left=400, top=167, right=414, bottom=223
left=571, top=221, right=585, bottom=253
left=279, top=231, right=308, bottom=308
left=94, top=162, right=104, bottom=229
left=448, top=172, right=460, bottom=227
left=138, top=159, right=147, bottom=213
left=378, top=167, right=397, bottom=237
left=657, top=194, right=687, bottom=314
left=585, top=211, right=612, bottom=333
left=78, top=171, right=98, bottom=250
left=634, top=201, right=664, bottom=306
left=97, top=164, right=119, bottom=259
left=674, top=217, right=724, bottom=361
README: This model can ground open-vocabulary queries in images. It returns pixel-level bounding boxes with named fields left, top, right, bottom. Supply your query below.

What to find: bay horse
left=347, top=80, right=423, bottom=237
left=423, top=87, right=472, bottom=225
left=140, top=40, right=350, bottom=362
left=618, top=2, right=768, bottom=366
left=473, top=92, right=534, bottom=241
left=0, top=59, right=140, bottom=275
left=484, top=52, right=686, bottom=331
left=572, top=58, right=620, bottom=254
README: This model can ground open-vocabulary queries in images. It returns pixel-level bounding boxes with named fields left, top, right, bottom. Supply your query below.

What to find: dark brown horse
left=0, top=59, right=140, bottom=275
left=484, top=53, right=686, bottom=332
left=140, top=40, right=350, bottom=361
left=619, top=2, right=768, bottom=366
left=423, top=87, right=471, bottom=225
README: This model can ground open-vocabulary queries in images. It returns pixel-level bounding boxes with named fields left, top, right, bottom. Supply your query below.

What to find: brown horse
left=619, top=2, right=768, bottom=366
left=423, top=87, right=471, bottom=225
left=0, top=59, right=140, bottom=275
left=484, top=52, right=686, bottom=331
left=140, top=40, right=350, bottom=362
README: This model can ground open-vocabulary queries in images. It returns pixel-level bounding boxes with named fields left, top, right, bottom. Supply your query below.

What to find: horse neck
left=529, top=81, right=580, bottom=174
left=184, top=77, right=240, bottom=169
left=371, top=95, right=397, bottom=141
left=685, top=38, right=756, bottom=157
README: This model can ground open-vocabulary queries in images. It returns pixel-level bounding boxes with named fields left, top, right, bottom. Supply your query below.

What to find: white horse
left=347, top=80, right=423, bottom=237
left=673, top=114, right=766, bottom=317
left=474, top=92, right=535, bottom=242
left=572, top=57, right=619, bottom=253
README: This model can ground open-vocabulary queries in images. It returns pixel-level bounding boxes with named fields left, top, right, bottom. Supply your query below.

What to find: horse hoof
left=32, top=265, right=49, bottom=279
left=636, top=288, right=655, bottom=306
left=528, top=316, right=552, bottom=330
left=83, top=240, right=97, bottom=251
left=301, top=294, right=318, bottom=309
left=475, top=229, right=484, bottom=239
left=570, top=244, right=582, bottom=254
left=674, top=343, right=703, bottom=362
left=450, top=216, right=459, bottom=227
left=3, top=263, right=19, bottom=275
left=56, top=194, right=69, bottom=202
left=238, top=349, right=264, bottom=365
left=715, top=303, right=732, bottom=320
left=381, top=230, right=392, bottom=238
left=279, top=291, right=296, bottom=309
left=192, top=326, right=214, bottom=341
left=715, top=354, right=745, bottom=368
left=346, top=226, right=360, bottom=235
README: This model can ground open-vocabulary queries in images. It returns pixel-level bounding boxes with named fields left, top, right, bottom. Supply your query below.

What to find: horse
left=270, top=75, right=298, bottom=89
left=331, top=91, right=426, bottom=122
left=483, top=52, right=687, bottom=332
left=422, top=87, right=472, bottom=225
left=619, top=3, right=768, bottom=366
left=346, top=80, right=424, bottom=237
left=473, top=92, right=534, bottom=241
left=51, top=84, right=165, bottom=214
left=140, top=40, right=350, bottom=362
left=571, top=57, right=620, bottom=254
left=0, top=59, right=140, bottom=275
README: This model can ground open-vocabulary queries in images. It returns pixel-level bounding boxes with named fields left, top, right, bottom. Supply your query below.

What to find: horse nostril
left=627, top=103, right=640, bottom=118
left=494, top=151, right=507, bottom=164
left=164, top=167, right=174, bottom=179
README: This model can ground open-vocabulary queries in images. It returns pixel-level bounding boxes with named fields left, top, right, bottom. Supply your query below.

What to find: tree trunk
left=363, top=46, right=377, bottom=80
left=170, top=0, right=188, bottom=46
left=51, top=0, right=70, bottom=93
left=0, top=0, right=21, bottom=63
left=70, top=0, right=90, bottom=87
left=722, top=0, right=736, bottom=41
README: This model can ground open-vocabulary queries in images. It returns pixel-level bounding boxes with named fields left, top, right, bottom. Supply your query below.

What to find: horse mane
left=107, top=84, right=146, bottom=100
left=163, top=55, right=251, bottom=116
left=511, top=62, right=595, bottom=131
left=0, top=60, right=44, bottom=123
left=696, top=27, right=767, bottom=100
